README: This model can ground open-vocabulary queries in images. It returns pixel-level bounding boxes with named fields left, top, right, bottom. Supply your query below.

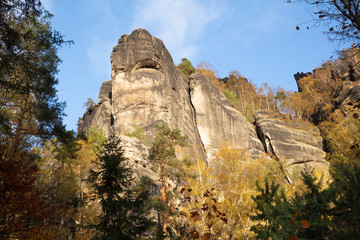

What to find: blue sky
left=43, top=0, right=345, bottom=132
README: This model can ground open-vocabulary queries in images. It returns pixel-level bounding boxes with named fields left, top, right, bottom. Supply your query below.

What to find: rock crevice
left=254, top=110, right=328, bottom=181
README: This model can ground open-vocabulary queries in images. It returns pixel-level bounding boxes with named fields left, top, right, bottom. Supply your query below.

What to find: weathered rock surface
left=79, top=81, right=112, bottom=136
left=335, top=81, right=360, bottom=109
left=79, top=29, right=330, bottom=179
left=80, top=29, right=206, bottom=159
left=254, top=110, right=328, bottom=180
left=190, top=73, right=264, bottom=160
left=119, top=135, right=157, bottom=179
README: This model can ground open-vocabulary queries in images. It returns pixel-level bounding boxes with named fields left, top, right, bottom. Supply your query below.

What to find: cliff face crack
left=187, top=79, right=207, bottom=159
left=255, top=123, right=267, bottom=152
left=254, top=120, right=292, bottom=184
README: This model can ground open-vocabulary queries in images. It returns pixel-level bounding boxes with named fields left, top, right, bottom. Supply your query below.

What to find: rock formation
left=80, top=29, right=206, bottom=160
left=190, top=73, right=264, bottom=159
left=79, top=28, right=328, bottom=180
left=79, top=28, right=266, bottom=163
left=255, top=111, right=328, bottom=180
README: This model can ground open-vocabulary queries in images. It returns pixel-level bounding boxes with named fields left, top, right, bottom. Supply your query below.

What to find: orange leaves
left=300, top=219, right=310, bottom=229
left=289, top=234, right=299, bottom=240
left=190, top=211, right=202, bottom=222
left=287, top=211, right=310, bottom=239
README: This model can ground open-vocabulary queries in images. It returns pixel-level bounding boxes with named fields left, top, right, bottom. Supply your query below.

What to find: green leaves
left=88, top=135, right=153, bottom=239
left=177, top=57, right=196, bottom=79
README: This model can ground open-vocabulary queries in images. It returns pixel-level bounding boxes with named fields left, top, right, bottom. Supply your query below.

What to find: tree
left=88, top=135, right=152, bottom=240
left=290, top=0, right=360, bottom=47
left=250, top=179, right=294, bottom=240
left=0, top=1, right=76, bottom=238
left=329, top=159, right=360, bottom=238
left=148, top=123, right=188, bottom=237
left=197, top=61, right=224, bottom=91
left=250, top=164, right=360, bottom=239
left=0, top=0, right=74, bottom=162
left=177, top=58, right=196, bottom=78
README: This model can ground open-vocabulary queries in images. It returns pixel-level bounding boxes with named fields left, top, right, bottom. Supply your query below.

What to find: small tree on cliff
left=177, top=58, right=196, bottom=78
left=88, top=135, right=152, bottom=239
left=148, top=123, right=188, bottom=237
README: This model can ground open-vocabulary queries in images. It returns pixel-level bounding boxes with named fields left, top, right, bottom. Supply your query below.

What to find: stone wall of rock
left=79, top=29, right=329, bottom=180
left=79, top=29, right=206, bottom=160
left=254, top=110, right=328, bottom=181
left=190, top=73, right=264, bottom=160
left=79, top=81, right=112, bottom=136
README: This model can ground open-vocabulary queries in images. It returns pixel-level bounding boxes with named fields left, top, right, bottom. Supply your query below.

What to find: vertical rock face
left=79, top=29, right=265, bottom=162
left=189, top=73, right=264, bottom=160
left=79, top=29, right=328, bottom=178
left=81, top=29, right=206, bottom=159
left=79, top=80, right=112, bottom=136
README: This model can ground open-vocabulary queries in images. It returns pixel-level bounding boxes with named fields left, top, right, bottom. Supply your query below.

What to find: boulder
left=254, top=110, right=328, bottom=181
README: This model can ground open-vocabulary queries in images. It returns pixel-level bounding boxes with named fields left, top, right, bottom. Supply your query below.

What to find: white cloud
left=41, top=0, right=54, bottom=13
left=131, top=0, right=222, bottom=63
left=87, top=37, right=113, bottom=80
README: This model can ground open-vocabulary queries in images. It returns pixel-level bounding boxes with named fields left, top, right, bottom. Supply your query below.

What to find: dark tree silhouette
left=88, top=135, right=153, bottom=239
left=290, top=0, right=360, bottom=47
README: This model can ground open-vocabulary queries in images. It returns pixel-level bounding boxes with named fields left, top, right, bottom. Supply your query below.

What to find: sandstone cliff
left=255, top=111, right=328, bottom=181
left=79, top=28, right=266, bottom=163
left=79, top=28, right=327, bottom=180
left=190, top=73, right=264, bottom=160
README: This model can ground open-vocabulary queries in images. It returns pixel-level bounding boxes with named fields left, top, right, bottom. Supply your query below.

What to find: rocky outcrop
left=79, top=29, right=330, bottom=180
left=110, top=29, right=207, bottom=159
left=79, top=29, right=208, bottom=159
left=190, top=73, right=264, bottom=160
left=335, top=81, right=360, bottom=109
left=255, top=110, right=328, bottom=181
left=79, top=80, right=112, bottom=136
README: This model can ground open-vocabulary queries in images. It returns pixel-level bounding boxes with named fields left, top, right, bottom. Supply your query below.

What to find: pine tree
left=250, top=179, right=294, bottom=239
left=177, top=58, right=195, bottom=78
left=88, top=135, right=152, bottom=240
left=329, top=160, right=360, bottom=239
left=148, top=123, right=188, bottom=237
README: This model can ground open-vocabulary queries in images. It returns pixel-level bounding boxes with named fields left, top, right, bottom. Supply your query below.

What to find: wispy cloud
left=41, top=0, right=54, bottom=13
left=87, top=37, right=113, bottom=80
left=227, top=1, right=295, bottom=48
left=130, top=0, right=223, bottom=63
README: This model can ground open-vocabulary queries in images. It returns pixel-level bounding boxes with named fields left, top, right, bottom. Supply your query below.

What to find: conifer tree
left=148, top=123, right=188, bottom=237
left=250, top=179, right=294, bottom=239
left=177, top=58, right=195, bottom=78
left=88, top=135, right=152, bottom=240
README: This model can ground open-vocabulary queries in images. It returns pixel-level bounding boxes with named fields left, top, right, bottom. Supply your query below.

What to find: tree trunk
left=161, top=159, right=167, bottom=236
left=8, top=92, right=29, bottom=161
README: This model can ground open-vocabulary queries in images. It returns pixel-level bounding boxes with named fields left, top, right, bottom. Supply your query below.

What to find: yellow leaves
left=190, top=210, right=202, bottom=222
left=183, top=143, right=291, bottom=239
left=319, top=109, right=360, bottom=162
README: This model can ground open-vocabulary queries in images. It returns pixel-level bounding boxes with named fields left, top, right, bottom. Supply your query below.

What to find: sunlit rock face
left=79, top=28, right=328, bottom=177
left=79, top=28, right=267, bottom=162
left=254, top=110, right=328, bottom=181
left=189, top=73, right=264, bottom=160
left=81, top=28, right=206, bottom=160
